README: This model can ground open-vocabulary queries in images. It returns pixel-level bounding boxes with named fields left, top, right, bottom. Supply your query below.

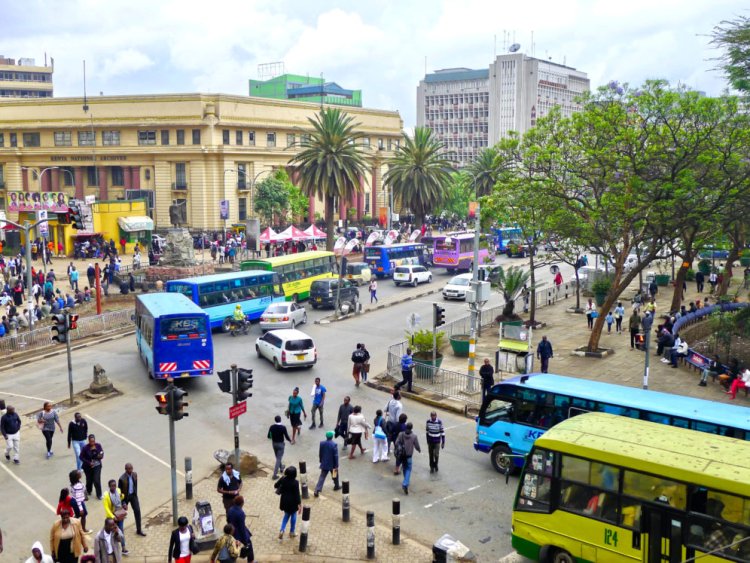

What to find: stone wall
left=144, top=264, right=216, bottom=283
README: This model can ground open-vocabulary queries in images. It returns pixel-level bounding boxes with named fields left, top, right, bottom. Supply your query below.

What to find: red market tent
left=277, top=225, right=310, bottom=241
left=303, top=224, right=327, bottom=240
left=259, top=227, right=279, bottom=242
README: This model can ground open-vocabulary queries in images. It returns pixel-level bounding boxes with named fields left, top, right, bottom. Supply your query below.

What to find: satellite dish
left=406, top=312, right=421, bottom=332
left=509, top=43, right=521, bottom=53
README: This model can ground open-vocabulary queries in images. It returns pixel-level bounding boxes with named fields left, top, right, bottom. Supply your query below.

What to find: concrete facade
left=0, top=56, right=54, bottom=98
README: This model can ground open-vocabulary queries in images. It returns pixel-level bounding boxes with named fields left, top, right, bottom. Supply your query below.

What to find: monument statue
left=159, top=200, right=195, bottom=266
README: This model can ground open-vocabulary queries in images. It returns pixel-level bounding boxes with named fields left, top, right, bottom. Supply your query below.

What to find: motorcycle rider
left=232, top=304, right=247, bottom=331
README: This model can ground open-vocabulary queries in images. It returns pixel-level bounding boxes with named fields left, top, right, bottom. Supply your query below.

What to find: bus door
left=641, top=505, right=686, bottom=563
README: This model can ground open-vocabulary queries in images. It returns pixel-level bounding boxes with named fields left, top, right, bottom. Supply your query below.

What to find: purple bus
left=432, top=233, right=489, bottom=272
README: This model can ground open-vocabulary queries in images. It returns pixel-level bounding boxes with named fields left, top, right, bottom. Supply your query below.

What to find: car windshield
left=285, top=339, right=314, bottom=351
left=265, top=304, right=289, bottom=315
left=449, top=276, right=470, bottom=286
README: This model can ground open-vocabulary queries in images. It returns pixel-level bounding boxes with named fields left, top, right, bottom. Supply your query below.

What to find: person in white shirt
left=93, top=518, right=123, bottom=562
left=347, top=405, right=371, bottom=459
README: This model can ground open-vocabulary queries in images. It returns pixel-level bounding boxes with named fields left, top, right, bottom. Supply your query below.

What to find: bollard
left=342, top=480, right=350, bottom=522
left=185, top=457, right=193, bottom=500
left=366, top=511, right=375, bottom=559
left=299, top=505, right=311, bottom=552
left=299, top=460, right=309, bottom=499
left=392, top=498, right=400, bottom=545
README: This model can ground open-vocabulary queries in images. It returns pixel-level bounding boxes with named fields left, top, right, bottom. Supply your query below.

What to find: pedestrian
left=614, top=302, right=625, bottom=334
left=1, top=404, right=21, bottom=464
left=102, top=479, right=128, bottom=555
left=629, top=310, right=641, bottom=350
left=384, top=390, right=403, bottom=453
left=425, top=411, right=445, bottom=473
left=168, top=516, right=198, bottom=563
left=50, top=508, right=88, bottom=563
left=69, top=267, right=79, bottom=291
left=479, top=358, right=494, bottom=400
left=359, top=343, right=371, bottom=382
left=217, top=462, right=243, bottom=516
left=86, top=264, right=95, bottom=288
left=394, top=348, right=414, bottom=393
left=351, top=344, right=366, bottom=387
left=347, top=405, right=371, bottom=459
left=313, top=431, right=341, bottom=497
left=209, top=524, right=241, bottom=563
left=394, top=422, right=421, bottom=495
left=536, top=336, right=553, bottom=373
left=585, top=299, right=595, bottom=329
left=119, top=463, right=146, bottom=536
left=274, top=466, right=302, bottom=540
left=286, top=387, right=306, bottom=444
left=227, top=496, right=254, bottom=562
left=695, top=270, right=705, bottom=293
left=267, top=415, right=291, bottom=480
left=553, top=269, right=563, bottom=297
left=79, top=434, right=104, bottom=499
left=25, top=541, right=54, bottom=563
left=392, top=413, right=408, bottom=475
left=605, top=311, right=614, bottom=333
left=709, top=271, right=718, bottom=293
left=36, top=402, right=63, bottom=459
left=308, top=377, right=326, bottom=429
left=69, top=469, right=89, bottom=533
left=335, top=396, right=353, bottom=450
left=369, top=278, right=378, bottom=303
left=57, top=488, right=80, bottom=519
left=93, top=518, right=123, bottom=563
left=372, top=409, right=389, bottom=463
left=648, top=278, right=658, bottom=299
left=67, top=412, right=88, bottom=471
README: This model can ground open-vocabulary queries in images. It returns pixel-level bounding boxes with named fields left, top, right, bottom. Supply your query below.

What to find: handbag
left=284, top=409, right=290, bottom=419
left=363, top=362, right=370, bottom=372
left=114, top=508, right=128, bottom=521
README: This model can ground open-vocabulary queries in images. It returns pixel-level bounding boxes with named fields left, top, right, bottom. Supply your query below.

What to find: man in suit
left=119, top=463, right=146, bottom=536
left=314, top=431, right=341, bottom=497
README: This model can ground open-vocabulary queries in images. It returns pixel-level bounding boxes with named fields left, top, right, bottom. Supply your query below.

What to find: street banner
left=246, top=218, right=260, bottom=252
left=379, top=207, right=388, bottom=227
left=220, top=200, right=230, bottom=220
left=7, top=191, right=69, bottom=212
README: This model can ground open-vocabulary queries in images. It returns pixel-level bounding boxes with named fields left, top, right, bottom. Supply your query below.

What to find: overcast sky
left=2, top=0, right=745, bottom=127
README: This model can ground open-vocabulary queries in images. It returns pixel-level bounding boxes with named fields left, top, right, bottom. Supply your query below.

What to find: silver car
left=259, top=302, right=307, bottom=332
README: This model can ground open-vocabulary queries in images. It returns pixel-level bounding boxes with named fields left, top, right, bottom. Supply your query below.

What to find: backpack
left=351, top=350, right=364, bottom=363
left=394, top=436, right=406, bottom=461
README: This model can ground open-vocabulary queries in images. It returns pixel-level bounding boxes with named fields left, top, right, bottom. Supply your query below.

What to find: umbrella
left=277, top=225, right=309, bottom=241
left=259, top=227, right=279, bottom=242
left=303, top=224, right=327, bottom=239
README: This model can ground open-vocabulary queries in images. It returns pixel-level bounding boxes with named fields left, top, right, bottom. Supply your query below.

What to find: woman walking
left=347, top=405, right=371, bottom=459
left=56, top=488, right=80, bottom=519
left=369, top=279, right=378, bottom=303
left=49, top=509, right=88, bottom=563
left=585, top=299, right=595, bottom=330
left=69, top=469, right=89, bottom=532
left=372, top=409, right=389, bottom=463
left=287, top=387, right=306, bottom=445
left=210, top=524, right=241, bottom=563
left=37, top=402, right=63, bottom=459
left=393, top=413, right=408, bottom=475
left=168, top=516, right=198, bottom=563
left=79, top=434, right=104, bottom=500
left=274, top=466, right=302, bottom=540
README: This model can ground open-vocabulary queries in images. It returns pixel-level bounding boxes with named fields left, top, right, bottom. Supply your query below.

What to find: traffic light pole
left=167, top=379, right=178, bottom=526
left=65, top=313, right=74, bottom=405
left=468, top=202, right=481, bottom=390
left=231, top=364, right=240, bottom=467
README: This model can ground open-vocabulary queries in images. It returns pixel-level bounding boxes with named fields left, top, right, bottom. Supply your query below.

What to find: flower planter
left=741, top=257, right=750, bottom=267
left=654, top=274, right=671, bottom=287
left=449, top=334, right=471, bottom=357
left=413, top=353, right=444, bottom=380
left=594, top=292, right=607, bottom=307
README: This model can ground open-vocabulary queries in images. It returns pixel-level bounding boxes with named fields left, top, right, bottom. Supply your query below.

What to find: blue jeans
left=72, top=439, right=86, bottom=470
left=281, top=511, right=297, bottom=533
left=402, top=456, right=413, bottom=487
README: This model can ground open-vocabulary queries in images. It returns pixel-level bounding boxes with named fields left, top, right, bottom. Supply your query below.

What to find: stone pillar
left=132, top=166, right=141, bottom=189
left=371, top=165, right=379, bottom=221
left=74, top=167, right=85, bottom=199
left=51, top=168, right=60, bottom=191
left=308, top=195, right=315, bottom=225
left=357, top=176, right=364, bottom=221
left=123, top=166, right=132, bottom=190
left=339, top=197, right=346, bottom=222
left=22, top=168, right=29, bottom=192
left=41, top=170, right=52, bottom=192
left=98, top=166, right=108, bottom=200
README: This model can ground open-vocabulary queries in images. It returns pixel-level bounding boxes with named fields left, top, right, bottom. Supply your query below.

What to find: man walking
left=93, top=518, right=123, bottom=563
left=384, top=391, right=403, bottom=453
left=425, top=412, right=445, bottom=473
left=67, top=412, right=88, bottom=471
left=268, top=415, right=291, bottom=480
left=536, top=336, right=554, bottom=374
left=119, top=463, right=146, bottom=536
left=479, top=358, right=494, bottom=400
left=394, top=348, right=414, bottom=393
left=335, top=397, right=353, bottom=450
left=1, top=405, right=21, bottom=464
left=217, top=462, right=243, bottom=516
left=314, top=431, right=341, bottom=497
left=695, top=270, right=705, bottom=293
left=629, top=310, right=641, bottom=350
left=309, top=377, right=326, bottom=429
left=395, top=422, right=421, bottom=495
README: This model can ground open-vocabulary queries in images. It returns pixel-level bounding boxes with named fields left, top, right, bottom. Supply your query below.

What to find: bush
left=697, top=259, right=711, bottom=275
left=406, top=329, right=445, bottom=355
left=591, top=277, right=612, bottom=295
left=686, top=268, right=696, bottom=281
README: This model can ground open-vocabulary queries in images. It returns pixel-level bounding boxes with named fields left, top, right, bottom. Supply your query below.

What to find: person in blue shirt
left=605, top=311, right=614, bottom=333
left=65, top=294, right=76, bottom=309
left=614, top=302, right=625, bottom=334
left=395, top=348, right=414, bottom=393
left=309, top=378, right=327, bottom=429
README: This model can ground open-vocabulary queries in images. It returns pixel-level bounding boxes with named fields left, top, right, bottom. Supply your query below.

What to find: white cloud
left=98, top=49, right=154, bottom=79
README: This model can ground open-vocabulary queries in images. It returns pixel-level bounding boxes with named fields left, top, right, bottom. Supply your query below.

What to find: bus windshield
left=160, top=317, right=207, bottom=339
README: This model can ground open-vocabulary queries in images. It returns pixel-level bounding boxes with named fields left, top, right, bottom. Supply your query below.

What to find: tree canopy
left=711, top=15, right=750, bottom=92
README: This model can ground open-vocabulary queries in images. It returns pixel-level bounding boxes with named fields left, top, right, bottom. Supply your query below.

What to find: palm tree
left=384, top=127, right=452, bottom=224
left=290, top=107, right=367, bottom=251
left=490, top=265, right=531, bottom=320
left=466, top=147, right=499, bottom=196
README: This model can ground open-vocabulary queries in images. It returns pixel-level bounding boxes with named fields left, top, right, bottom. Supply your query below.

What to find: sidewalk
left=122, top=465, right=434, bottom=562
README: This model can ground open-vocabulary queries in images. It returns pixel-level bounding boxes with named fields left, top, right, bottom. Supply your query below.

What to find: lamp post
left=222, top=168, right=235, bottom=242
left=249, top=169, right=273, bottom=219
left=466, top=171, right=481, bottom=384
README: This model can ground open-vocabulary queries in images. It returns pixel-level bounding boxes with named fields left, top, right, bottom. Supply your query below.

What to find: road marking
left=403, top=477, right=499, bottom=517
left=0, top=462, right=56, bottom=513
left=88, top=415, right=185, bottom=477
left=444, top=420, right=474, bottom=431
left=0, top=390, right=52, bottom=402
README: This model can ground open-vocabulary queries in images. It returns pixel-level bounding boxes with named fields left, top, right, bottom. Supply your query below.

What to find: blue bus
left=493, top=226, right=523, bottom=252
left=165, top=270, right=285, bottom=331
left=135, top=293, right=214, bottom=379
left=364, top=243, right=426, bottom=278
left=475, top=373, right=750, bottom=473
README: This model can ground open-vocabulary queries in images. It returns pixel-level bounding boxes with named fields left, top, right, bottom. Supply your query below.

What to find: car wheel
left=427, top=275, right=432, bottom=283
left=273, top=357, right=281, bottom=371
left=255, top=345, right=262, bottom=358
left=292, top=293, right=299, bottom=303
left=394, top=282, right=400, bottom=286
left=302, top=313, right=307, bottom=324
left=412, top=278, right=418, bottom=287
left=490, top=444, right=515, bottom=474
left=290, top=320, right=296, bottom=330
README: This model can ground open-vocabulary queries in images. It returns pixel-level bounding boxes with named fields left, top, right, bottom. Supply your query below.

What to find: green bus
left=240, top=251, right=336, bottom=301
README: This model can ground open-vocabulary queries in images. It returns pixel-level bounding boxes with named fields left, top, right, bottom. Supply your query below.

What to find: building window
left=175, top=162, right=187, bottom=189
left=236, top=131, right=243, bottom=146
left=0, top=165, right=4, bottom=188
left=222, top=130, right=230, bottom=145
left=0, top=133, right=4, bottom=147
left=77, top=131, right=95, bottom=146
left=161, top=130, right=170, bottom=145
left=238, top=198, right=247, bottom=221
left=378, top=138, right=384, bottom=149
left=247, top=131, right=255, bottom=146
left=86, top=167, right=99, bottom=186
left=10, top=133, right=17, bottom=147
left=192, top=129, right=201, bottom=145
left=138, top=130, right=157, bottom=145
left=362, top=137, right=370, bottom=148
left=176, top=129, right=185, bottom=145
left=287, top=134, right=296, bottom=148
left=267, top=132, right=276, bottom=147
left=102, top=130, right=120, bottom=146
left=60, top=166, right=74, bottom=186
left=54, top=131, right=72, bottom=146
left=237, top=163, right=247, bottom=190
left=23, top=132, right=41, bottom=147
left=301, top=133, right=311, bottom=145
left=111, top=166, right=124, bottom=186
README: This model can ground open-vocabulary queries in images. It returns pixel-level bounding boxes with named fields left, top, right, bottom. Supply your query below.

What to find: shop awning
left=118, top=216, right=154, bottom=232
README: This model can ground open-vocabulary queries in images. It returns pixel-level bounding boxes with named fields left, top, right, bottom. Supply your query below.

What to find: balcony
left=171, top=182, right=188, bottom=191
left=237, top=181, right=250, bottom=191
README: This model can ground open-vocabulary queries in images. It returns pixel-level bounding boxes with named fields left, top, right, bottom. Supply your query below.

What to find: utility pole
left=468, top=201, right=481, bottom=382
left=66, top=312, right=79, bottom=405
left=641, top=312, right=654, bottom=390
left=168, top=380, right=178, bottom=526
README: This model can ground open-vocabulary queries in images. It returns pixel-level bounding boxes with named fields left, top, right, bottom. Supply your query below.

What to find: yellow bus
left=512, top=412, right=750, bottom=563
left=240, top=251, right=336, bottom=302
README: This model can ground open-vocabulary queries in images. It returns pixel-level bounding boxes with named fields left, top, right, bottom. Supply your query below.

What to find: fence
left=0, top=309, right=134, bottom=356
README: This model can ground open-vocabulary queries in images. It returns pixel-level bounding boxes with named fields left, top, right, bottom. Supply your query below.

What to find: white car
left=255, top=329, right=317, bottom=370
left=259, top=302, right=307, bottom=332
left=442, top=273, right=472, bottom=300
left=393, top=265, right=432, bottom=287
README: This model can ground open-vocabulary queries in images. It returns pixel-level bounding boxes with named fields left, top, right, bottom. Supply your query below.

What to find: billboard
left=219, top=199, right=230, bottom=220
left=7, top=191, right=70, bottom=213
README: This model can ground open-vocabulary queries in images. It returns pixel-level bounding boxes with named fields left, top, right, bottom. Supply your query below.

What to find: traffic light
left=217, top=369, right=232, bottom=394
left=433, top=303, right=446, bottom=328
left=68, top=314, right=79, bottom=330
left=69, top=202, right=84, bottom=230
left=170, top=387, right=189, bottom=421
left=155, top=391, right=170, bottom=415
left=51, top=314, right=68, bottom=343
left=58, top=212, right=71, bottom=225
left=236, top=368, right=253, bottom=401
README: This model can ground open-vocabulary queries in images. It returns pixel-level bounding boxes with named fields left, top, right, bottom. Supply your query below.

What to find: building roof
left=288, top=82, right=355, bottom=98
left=424, top=68, right=489, bottom=83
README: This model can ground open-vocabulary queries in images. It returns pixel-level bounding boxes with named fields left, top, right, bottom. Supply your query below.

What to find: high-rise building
left=417, top=53, right=589, bottom=167
left=249, top=74, right=362, bottom=108
left=0, top=56, right=54, bottom=98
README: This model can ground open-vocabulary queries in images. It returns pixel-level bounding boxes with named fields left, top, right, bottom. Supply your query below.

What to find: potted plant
left=697, top=259, right=711, bottom=275
left=653, top=260, right=671, bottom=287
left=407, top=329, right=445, bottom=378
left=740, top=249, right=750, bottom=267
left=449, top=334, right=471, bottom=357
left=591, top=277, right=611, bottom=307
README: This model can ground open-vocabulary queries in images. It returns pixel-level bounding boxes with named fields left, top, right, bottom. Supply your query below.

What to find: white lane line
left=0, top=462, right=56, bottom=513
left=88, top=415, right=184, bottom=477
left=444, top=421, right=474, bottom=431
left=0, top=390, right=53, bottom=402
left=406, top=477, right=499, bottom=516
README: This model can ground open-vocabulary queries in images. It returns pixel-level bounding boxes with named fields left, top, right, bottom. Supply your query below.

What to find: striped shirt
left=426, top=418, right=445, bottom=444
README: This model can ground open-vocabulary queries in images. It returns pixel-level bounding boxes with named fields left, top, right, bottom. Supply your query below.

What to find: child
left=605, top=311, right=614, bottom=333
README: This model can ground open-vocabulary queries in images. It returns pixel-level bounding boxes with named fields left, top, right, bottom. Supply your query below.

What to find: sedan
left=442, top=273, right=472, bottom=300
left=259, top=302, right=307, bottom=332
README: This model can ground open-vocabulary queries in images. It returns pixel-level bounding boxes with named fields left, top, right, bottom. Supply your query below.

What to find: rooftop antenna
left=82, top=60, right=89, bottom=113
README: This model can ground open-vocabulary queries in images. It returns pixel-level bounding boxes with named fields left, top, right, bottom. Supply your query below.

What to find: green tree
left=286, top=183, right=309, bottom=224
left=289, top=107, right=368, bottom=250
left=489, top=265, right=531, bottom=320
left=384, top=127, right=452, bottom=224
left=442, top=172, right=473, bottom=218
left=465, top=146, right=499, bottom=196
left=711, top=15, right=750, bottom=92
left=254, top=172, right=289, bottom=227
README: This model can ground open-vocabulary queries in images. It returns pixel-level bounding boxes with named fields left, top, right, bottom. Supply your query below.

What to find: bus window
left=672, top=416, right=690, bottom=429
left=598, top=403, right=639, bottom=418
left=518, top=448, right=554, bottom=512
left=645, top=412, right=671, bottom=425
left=569, top=397, right=596, bottom=417
left=560, top=456, right=619, bottom=523
left=481, top=399, right=513, bottom=424
left=623, top=470, right=686, bottom=510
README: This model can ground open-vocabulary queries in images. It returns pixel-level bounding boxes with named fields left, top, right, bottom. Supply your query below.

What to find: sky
left=1, top=0, right=746, bottom=128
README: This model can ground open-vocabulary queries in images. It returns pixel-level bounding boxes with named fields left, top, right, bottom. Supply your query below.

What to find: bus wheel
left=490, top=444, right=513, bottom=474
left=550, top=548, right=574, bottom=563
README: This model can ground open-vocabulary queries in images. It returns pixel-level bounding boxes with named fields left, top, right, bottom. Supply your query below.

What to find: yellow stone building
left=0, top=92, right=403, bottom=251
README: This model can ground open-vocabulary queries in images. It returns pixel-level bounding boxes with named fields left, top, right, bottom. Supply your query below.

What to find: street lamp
left=466, top=171, right=482, bottom=385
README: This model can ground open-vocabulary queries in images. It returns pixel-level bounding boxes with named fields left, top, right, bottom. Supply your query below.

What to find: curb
left=364, top=378, right=472, bottom=417
left=316, top=287, right=441, bottom=324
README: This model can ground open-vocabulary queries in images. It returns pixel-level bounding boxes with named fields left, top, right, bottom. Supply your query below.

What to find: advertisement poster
left=7, top=191, right=70, bottom=213
left=219, top=199, right=230, bottom=220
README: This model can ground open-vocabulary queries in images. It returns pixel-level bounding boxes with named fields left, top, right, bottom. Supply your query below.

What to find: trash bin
left=193, top=501, right=215, bottom=537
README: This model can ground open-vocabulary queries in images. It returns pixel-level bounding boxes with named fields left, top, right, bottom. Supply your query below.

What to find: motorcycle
left=224, top=315, right=251, bottom=337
